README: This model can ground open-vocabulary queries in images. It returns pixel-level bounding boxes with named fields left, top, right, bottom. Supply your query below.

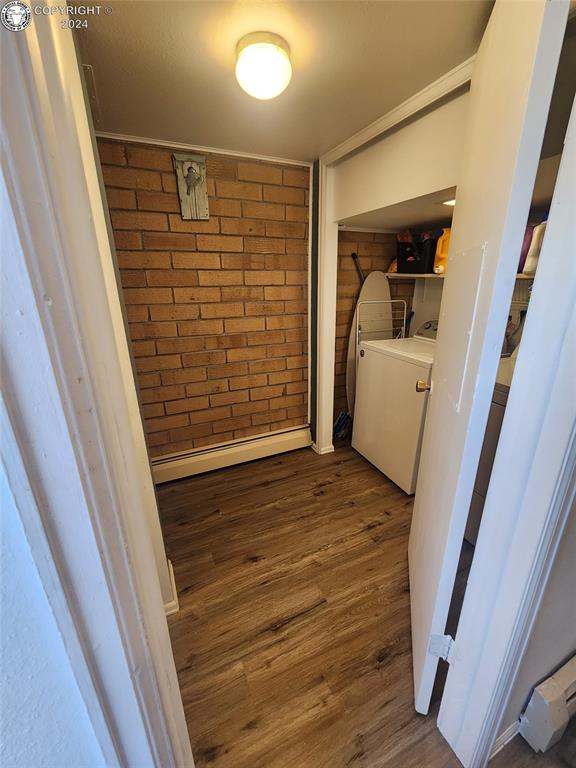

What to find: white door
left=408, top=0, right=569, bottom=715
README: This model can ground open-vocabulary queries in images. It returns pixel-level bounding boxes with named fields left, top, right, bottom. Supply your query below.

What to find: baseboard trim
left=490, top=721, right=521, bottom=758
left=312, top=443, right=335, bottom=455
left=163, top=559, right=179, bottom=616
left=152, top=427, right=313, bottom=484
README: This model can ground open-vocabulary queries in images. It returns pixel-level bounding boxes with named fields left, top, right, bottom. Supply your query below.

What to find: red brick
left=209, top=198, right=242, bottom=217
left=126, top=146, right=173, bottom=171
left=263, top=185, right=305, bottom=205
left=220, top=286, right=264, bottom=301
left=245, top=301, right=284, bottom=316
left=178, top=319, right=224, bottom=337
left=145, top=413, right=189, bottom=432
left=220, top=219, right=266, bottom=236
left=172, top=287, right=222, bottom=303
left=244, top=238, right=285, bottom=254
left=136, top=191, right=180, bottom=213
left=120, top=270, right=146, bottom=288
left=196, top=235, right=243, bottom=253
left=227, top=346, right=267, bottom=362
left=283, top=167, right=309, bottom=188
left=265, top=221, right=307, bottom=238
left=106, top=188, right=136, bottom=209
left=141, top=385, right=186, bottom=404
left=252, top=409, right=288, bottom=426
left=285, top=205, right=308, bottom=222
left=232, top=400, right=269, bottom=417
left=111, top=211, right=168, bottom=231
left=224, top=317, right=265, bottom=333
left=220, top=254, right=266, bottom=270
left=241, top=201, right=284, bottom=220
left=123, top=287, right=172, bottom=305
left=181, top=351, right=226, bottom=369
left=205, top=155, right=237, bottom=178
left=165, top=396, right=211, bottom=415
left=114, top=231, right=142, bottom=250
left=130, top=322, right=177, bottom=339
left=201, top=303, right=244, bottom=319
left=246, top=330, right=285, bottom=346
left=102, top=166, right=161, bottom=191
left=132, top=340, right=156, bottom=357
left=171, top=253, right=221, bottom=269
left=237, top=162, right=283, bottom=185
left=198, top=271, right=243, bottom=286
left=150, top=305, right=201, bottom=321
left=135, top=354, right=181, bottom=372
left=245, top=271, right=285, bottom=286
left=117, top=251, right=171, bottom=269
left=185, top=379, right=229, bottom=397
left=212, top=415, right=252, bottom=434
left=168, top=215, right=220, bottom=234
left=146, top=270, right=198, bottom=287
left=215, top=180, right=262, bottom=200
left=126, top=305, right=149, bottom=322
left=209, top=390, right=249, bottom=407
left=190, top=406, right=232, bottom=425
left=249, top=359, right=286, bottom=374
left=156, top=337, right=205, bottom=354
left=142, top=232, right=197, bottom=250
left=98, top=141, right=126, bottom=166
left=206, top=362, right=248, bottom=379
left=250, top=385, right=286, bottom=401
left=264, top=286, right=304, bottom=300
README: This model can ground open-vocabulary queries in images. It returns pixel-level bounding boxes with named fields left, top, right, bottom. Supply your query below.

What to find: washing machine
left=351, top=321, right=437, bottom=494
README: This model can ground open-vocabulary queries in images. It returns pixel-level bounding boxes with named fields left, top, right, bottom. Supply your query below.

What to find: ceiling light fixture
left=442, top=199, right=456, bottom=206
left=235, top=32, right=292, bottom=100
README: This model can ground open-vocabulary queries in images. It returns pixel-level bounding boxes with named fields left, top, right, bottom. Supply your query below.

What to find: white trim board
left=95, top=131, right=313, bottom=168
left=164, top=560, right=180, bottom=617
left=321, top=56, right=474, bottom=166
left=3, top=16, right=193, bottom=766
left=490, top=721, right=521, bottom=758
left=153, top=427, right=312, bottom=483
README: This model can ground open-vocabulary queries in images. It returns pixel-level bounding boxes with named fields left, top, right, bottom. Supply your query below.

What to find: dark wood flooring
left=159, top=446, right=575, bottom=768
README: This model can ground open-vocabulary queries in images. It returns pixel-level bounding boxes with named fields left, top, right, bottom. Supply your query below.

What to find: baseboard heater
left=519, top=654, right=576, bottom=752
left=152, top=426, right=312, bottom=483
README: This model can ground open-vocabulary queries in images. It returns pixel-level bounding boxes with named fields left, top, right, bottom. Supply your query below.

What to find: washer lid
left=360, top=337, right=435, bottom=366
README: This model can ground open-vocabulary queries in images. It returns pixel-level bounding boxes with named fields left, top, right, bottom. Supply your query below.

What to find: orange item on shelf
left=433, top=228, right=451, bottom=274
left=388, top=258, right=398, bottom=273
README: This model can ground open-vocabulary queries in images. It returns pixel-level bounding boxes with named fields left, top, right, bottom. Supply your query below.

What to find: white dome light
left=235, top=32, right=292, bottom=100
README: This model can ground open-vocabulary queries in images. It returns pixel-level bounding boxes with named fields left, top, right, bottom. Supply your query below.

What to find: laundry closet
left=325, top=10, right=575, bottom=748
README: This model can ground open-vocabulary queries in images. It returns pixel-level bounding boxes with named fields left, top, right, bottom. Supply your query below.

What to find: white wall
left=332, top=90, right=469, bottom=222
left=0, top=464, right=105, bottom=768
left=501, top=503, right=576, bottom=731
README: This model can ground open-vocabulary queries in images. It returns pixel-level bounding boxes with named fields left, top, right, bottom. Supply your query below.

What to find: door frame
left=2, top=14, right=193, bottom=766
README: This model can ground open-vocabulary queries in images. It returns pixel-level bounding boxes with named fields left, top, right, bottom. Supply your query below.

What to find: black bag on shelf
left=397, top=234, right=439, bottom=274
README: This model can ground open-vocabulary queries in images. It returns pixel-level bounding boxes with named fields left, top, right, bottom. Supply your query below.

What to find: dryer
left=352, top=321, right=437, bottom=494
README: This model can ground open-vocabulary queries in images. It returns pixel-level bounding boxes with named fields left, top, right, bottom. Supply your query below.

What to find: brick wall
left=98, top=139, right=309, bottom=457
left=334, top=231, right=414, bottom=416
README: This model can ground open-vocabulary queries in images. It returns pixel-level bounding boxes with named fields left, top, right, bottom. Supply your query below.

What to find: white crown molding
left=95, top=131, right=313, bottom=168
left=321, top=55, right=475, bottom=166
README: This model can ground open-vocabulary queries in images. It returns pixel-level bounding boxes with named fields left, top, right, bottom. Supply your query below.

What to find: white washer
left=352, top=324, right=436, bottom=494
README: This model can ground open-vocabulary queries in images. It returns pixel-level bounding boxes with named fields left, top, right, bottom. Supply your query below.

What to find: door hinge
left=429, top=633, right=455, bottom=663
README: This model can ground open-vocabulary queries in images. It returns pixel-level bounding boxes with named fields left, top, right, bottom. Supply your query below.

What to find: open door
left=408, top=0, right=569, bottom=715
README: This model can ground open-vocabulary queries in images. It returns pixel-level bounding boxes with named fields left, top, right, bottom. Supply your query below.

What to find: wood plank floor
left=159, top=446, right=575, bottom=768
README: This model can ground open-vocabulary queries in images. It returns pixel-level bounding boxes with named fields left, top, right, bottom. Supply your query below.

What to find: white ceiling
left=77, top=0, right=493, bottom=161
